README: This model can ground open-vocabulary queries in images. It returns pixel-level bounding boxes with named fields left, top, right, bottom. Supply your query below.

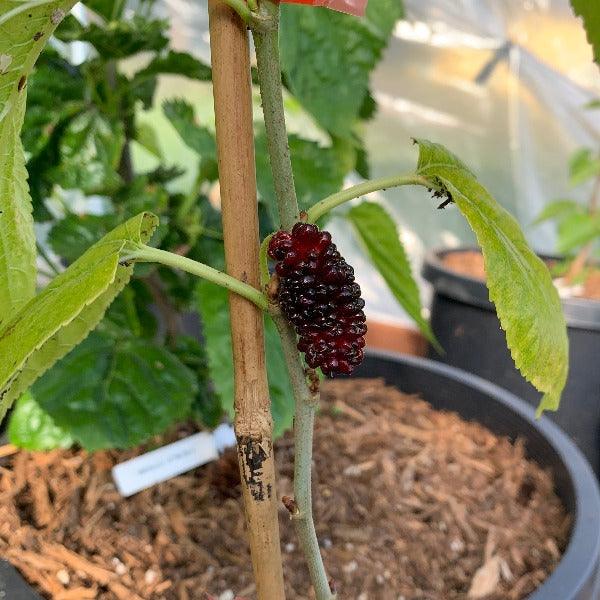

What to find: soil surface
left=442, top=250, right=600, bottom=300
left=0, top=379, right=570, bottom=600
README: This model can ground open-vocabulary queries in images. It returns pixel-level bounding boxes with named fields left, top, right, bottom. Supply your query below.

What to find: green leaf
left=8, top=392, right=73, bottom=451
left=533, top=199, right=583, bottom=225
left=133, top=50, right=212, bottom=82
left=134, top=122, right=162, bottom=158
left=172, top=335, right=223, bottom=428
left=0, top=0, right=75, bottom=316
left=48, top=110, right=125, bottom=194
left=48, top=213, right=119, bottom=263
left=82, top=0, right=114, bottom=21
left=255, top=132, right=346, bottom=225
left=585, top=98, right=600, bottom=109
left=280, top=0, right=403, bottom=137
left=163, top=99, right=216, bottom=157
left=31, top=331, right=196, bottom=450
left=414, top=139, right=569, bottom=413
left=59, top=17, right=169, bottom=59
left=0, top=212, right=158, bottom=421
left=568, top=148, right=600, bottom=186
left=571, top=1, right=600, bottom=66
left=557, top=212, right=600, bottom=253
left=196, top=282, right=294, bottom=438
left=346, top=202, right=438, bottom=349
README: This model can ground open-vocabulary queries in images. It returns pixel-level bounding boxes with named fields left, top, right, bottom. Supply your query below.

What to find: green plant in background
left=5, top=0, right=409, bottom=449
left=0, top=0, right=572, bottom=596
left=534, top=138, right=600, bottom=284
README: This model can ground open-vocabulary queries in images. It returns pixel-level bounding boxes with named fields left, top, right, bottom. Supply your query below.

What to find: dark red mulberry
left=268, top=222, right=367, bottom=377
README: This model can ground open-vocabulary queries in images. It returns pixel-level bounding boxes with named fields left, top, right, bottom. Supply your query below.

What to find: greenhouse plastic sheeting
left=157, top=0, right=600, bottom=324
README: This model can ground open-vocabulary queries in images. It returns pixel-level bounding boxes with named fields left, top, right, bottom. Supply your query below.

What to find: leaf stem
left=252, top=0, right=300, bottom=230
left=307, top=173, right=434, bottom=222
left=273, top=313, right=335, bottom=600
left=259, top=234, right=273, bottom=289
left=220, top=0, right=252, bottom=21
left=124, top=245, right=268, bottom=310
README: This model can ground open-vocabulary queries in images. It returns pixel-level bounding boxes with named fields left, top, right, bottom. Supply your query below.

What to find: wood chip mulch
left=0, top=378, right=570, bottom=599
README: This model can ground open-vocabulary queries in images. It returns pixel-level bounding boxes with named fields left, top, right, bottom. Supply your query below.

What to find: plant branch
left=307, top=173, right=434, bottom=222
left=273, top=312, right=335, bottom=600
left=124, top=244, right=268, bottom=310
left=252, top=0, right=300, bottom=230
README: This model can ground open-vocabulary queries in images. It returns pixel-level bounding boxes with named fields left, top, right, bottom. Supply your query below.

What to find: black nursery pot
left=422, top=248, right=600, bottom=477
left=356, top=351, right=600, bottom=600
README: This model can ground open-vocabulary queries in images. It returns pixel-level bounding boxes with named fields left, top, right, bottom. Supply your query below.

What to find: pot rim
left=421, top=247, right=600, bottom=331
left=360, top=350, right=600, bottom=600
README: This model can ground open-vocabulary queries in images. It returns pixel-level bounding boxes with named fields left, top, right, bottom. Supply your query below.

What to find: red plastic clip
left=279, top=0, right=368, bottom=17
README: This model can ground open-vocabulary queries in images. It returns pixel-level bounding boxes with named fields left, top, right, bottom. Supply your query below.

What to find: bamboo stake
left=207, top=2, right=286, bottom=598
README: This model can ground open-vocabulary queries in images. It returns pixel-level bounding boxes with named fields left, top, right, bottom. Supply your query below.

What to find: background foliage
left=8, top=0, right=407, bottom=449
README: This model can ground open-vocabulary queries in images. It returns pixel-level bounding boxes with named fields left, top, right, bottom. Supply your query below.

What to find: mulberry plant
left=0, top=0, right=571, bottom=599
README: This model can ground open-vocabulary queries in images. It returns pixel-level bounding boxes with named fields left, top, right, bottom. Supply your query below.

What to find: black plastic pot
left=356, top=351, right=600, bottom=599
left=0, top=560, right=43, bottom=599
left=422, top=247, right=600, bottom=477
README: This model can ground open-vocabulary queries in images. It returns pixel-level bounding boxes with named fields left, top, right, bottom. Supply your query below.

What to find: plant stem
left=125, top=244, right=268, bottom=310
left=253, top=0, right=300, bottom=230
left=273, top=313, right=334, bottom=600
left=253, top=6, right=333, bottom=599
left=307, top=173, right=434, bottom=222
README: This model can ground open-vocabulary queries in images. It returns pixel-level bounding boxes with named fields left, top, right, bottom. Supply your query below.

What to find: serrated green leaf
left=0, top=212, right=158, bottom=421
left=571, top=1, right=600, bottom=66
left=172, top=335, right=223, bottom=428
left=568, top=148, right=600, bottom=186
left=256, top=132, right=346, bottom=225
left=0, top=0, right=76, bottom=316
left=163, top=99, right=216, bottom=157
left=48, top=109, right=125, bottom=193
left=8, top=391, right=73, bottom=451
left=48, top=213, right=119, bottom=262
left=557, top=212, right=600, bottom=253
left=347, top=201, right=438, bottom=349
left=414, top=139, right=568, bottom=413
left=133, top=50, right=212, bottom=82
left=196, top=281, right=294, bottom=438
left=59, top=16, right=169, bottom=59
left=280, top=0, right=403, bottom=137
left=31, top=331, right=196, bottom=450
left=533, top=199, right=583, bottom=225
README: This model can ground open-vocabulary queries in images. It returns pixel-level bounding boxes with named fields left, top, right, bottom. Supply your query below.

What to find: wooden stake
left=208, top=2, right=286, bottom=598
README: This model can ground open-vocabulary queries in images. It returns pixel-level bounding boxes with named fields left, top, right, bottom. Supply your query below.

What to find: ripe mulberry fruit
left=268, top=222, right=367, bottom=377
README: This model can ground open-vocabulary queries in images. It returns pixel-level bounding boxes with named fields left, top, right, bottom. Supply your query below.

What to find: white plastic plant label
left=112, top=425, right=236, bottom=497
left=280, top=0, right=368, bottom=17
